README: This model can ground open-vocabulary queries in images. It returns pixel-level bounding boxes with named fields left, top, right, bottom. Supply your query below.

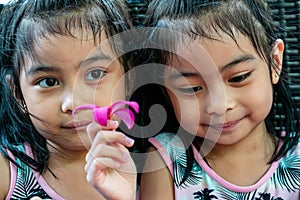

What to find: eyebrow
left=27, top=53, right=112, bottom=77
left=27, top=65, right=63, bottom=76
left=79, top=53, right=111, bottom=67
left=168, top=71, right=200, bottom=80
left=168, top=54, right=255, bottom=80
left=220, top=54, right=255, bottom=72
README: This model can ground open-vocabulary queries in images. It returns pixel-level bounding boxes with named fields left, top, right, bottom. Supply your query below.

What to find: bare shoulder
left=139, top=146, right=174, bottom=200
left=0, top=152, right=10, bottom=199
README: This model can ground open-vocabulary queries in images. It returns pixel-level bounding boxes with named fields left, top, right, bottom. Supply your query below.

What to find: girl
left=138, top=0, right=300, bottom=199
left=0, top=0, right=136, bottom=199
left=68, top=0, right=300, bottom=199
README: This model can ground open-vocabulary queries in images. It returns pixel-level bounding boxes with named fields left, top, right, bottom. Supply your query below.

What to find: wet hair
left=144, top=0, right=300, bottom=186
left=0, top=0, right=132, bottom=173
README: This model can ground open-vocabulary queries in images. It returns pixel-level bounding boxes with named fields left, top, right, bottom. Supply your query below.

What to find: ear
left=271, top=39, right=284, bottom=84
left=6, top=74, right=26, bottom=111
left=5, top=75, right=15, bottom=95
left=6, top=74, right=17, bottom=97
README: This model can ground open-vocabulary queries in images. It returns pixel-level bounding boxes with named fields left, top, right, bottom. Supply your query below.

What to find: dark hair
left=144, top=0, right=300, bottom=186
left=0, top=0, right=132, bottom=174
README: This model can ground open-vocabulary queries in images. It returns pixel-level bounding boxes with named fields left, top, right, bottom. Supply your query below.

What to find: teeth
left=223, top=122, right=233, bottom=128
left=211, top=122, right=233, bottom=128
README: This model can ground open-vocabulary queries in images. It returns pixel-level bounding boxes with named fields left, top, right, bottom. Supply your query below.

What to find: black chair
left=266, top=0, right=300, bottom=130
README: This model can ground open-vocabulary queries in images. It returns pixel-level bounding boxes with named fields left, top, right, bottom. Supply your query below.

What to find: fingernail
left=125, top=136, right=134, bottom=145
left=108, top=120, right=119, bottom=126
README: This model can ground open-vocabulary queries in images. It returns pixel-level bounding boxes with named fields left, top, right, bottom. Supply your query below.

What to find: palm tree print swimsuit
left=5, top=144, right=64, bottom=200
left=149, top=132, right=300, bottom=200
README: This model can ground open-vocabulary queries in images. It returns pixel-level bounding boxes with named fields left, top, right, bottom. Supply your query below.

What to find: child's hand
left=85, top=121, right=136, bottom=200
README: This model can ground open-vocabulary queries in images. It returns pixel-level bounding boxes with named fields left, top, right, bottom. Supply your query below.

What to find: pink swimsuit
left=149, top=132, right=300, bottom=199
left=6, top=144, right=64, bottom=200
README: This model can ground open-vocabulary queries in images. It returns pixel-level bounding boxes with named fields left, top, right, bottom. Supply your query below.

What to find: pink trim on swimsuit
left=5, top=150, right=17, bottom=200
left=5, top=144, right=64, bottom=200
left=192, top=145, right=281, bottom=193
left=148, top=137, right=174, bottom=177
left=24, top=144, right=65, bottom=200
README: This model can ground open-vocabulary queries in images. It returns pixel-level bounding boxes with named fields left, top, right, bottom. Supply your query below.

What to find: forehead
left=167, top=31, right=256, bottom=70
left=24, top=29, right=114, bottom=65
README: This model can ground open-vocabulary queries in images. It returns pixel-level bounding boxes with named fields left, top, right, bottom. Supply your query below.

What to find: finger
left=85, top=144, right=130, bottom=170
left=86, top=122, right=101, bottom=143
left=106, top=120, right=119, bottom=130
left=87, top=157, right=121, bottom=172
left=85, top=157, right=119, bottom=189
left=90, top=131, right=134, bottom=153
left=85, top=157, right=123, bottom=188
left=86, top=120, right=120, bottom=142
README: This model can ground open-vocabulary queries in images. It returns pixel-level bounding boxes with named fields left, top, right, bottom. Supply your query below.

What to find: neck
left=205, top=123, right=275, bottom=162
left=46, top=142, right=88, bottom=167
left=198, top=123, right=277, bottom=186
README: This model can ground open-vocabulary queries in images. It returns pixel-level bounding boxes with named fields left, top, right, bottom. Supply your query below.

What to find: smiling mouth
left=209, top=119, right=242, bottom=130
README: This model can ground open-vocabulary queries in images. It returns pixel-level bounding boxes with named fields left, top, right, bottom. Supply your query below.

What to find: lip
left=62, top=121, right=91, bottom=130
left=209, top=119, right=242, bottom=133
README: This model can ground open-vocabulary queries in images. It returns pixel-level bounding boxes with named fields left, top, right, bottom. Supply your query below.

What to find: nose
left=61, top=90, right=74, bottom=114
left=205, top=84, right=229, bottom=116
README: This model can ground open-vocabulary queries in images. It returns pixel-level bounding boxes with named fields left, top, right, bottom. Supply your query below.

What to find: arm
left=139, top=146, right=174, bottom=200
left=85, top=122, right=137, bottom=200
left=0, top=152, right=10, bottom=199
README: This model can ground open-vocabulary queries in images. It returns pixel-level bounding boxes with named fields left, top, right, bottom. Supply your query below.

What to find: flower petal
left=128, top=101, right=139, bottom=113
left=113, top=108, right=135, bottom=129
left=72, top=101, right=139, bottom=128
left=93, top=107, right=110, bottom=126
left=72, top=104, right=98, bottom=118
left=110, top=100, right=139, bottom=113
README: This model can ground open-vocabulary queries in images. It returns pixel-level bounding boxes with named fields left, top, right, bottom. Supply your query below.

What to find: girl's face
left=19, top=31, right=125, bottom=151
left=164, top=32, right=283, bottom=146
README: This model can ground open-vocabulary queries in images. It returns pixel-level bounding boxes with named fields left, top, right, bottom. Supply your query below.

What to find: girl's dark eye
left=228, top=72, right=251, bottom=83
left=179, top=86, right=203, bottom=94
left=39, top=78, right=59, bottom=88
left=86, top=69, right=106, bottom=81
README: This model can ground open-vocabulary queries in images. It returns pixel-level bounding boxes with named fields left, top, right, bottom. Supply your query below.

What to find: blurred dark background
left=266, top=0, right=300, bottom=130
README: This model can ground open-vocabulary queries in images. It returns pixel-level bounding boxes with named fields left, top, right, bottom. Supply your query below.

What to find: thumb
left=106, top=120, right=119, bottom=130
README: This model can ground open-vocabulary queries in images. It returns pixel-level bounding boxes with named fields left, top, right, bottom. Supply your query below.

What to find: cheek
left=244, top=82, right=273, bottom=119
left=28, top=107, right=59, bottom=138
left=180, top=105, right=201, bottom=135
left=21, top=91, right=48, bottom=118
left=111, top=80, right=126, bottom=101
left=28, top=103, right=58, bottom=126
left=19, top=75, right=50, bottom=116
left=168, top=91, right=201, bottom=135
left=257, top=89, right=273, bottom=118
left=93, top=76, right=126, bottom=106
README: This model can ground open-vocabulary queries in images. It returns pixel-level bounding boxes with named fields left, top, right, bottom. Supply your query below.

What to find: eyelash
left=228, top=72, right=252, bottom=83
left=177, top=72, right=252, bottom=94
left=34, top=68, right=106, bottom=88
left=37, top=77, right=59, bottom=88
left=179, top=86, right=203, bottom=94
left=86, top=68, right=106, bottom=81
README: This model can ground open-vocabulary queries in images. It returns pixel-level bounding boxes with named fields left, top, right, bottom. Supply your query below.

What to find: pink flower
left=72, top=100, right=139, bottom=129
